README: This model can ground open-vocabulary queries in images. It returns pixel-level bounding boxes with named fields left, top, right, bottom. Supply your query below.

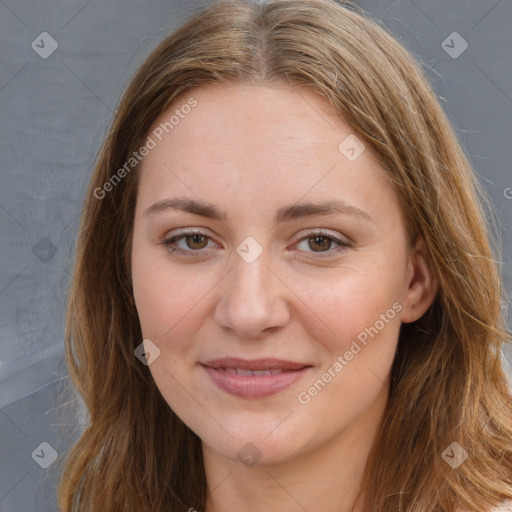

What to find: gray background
left=1, top=0, right=511, bottom=510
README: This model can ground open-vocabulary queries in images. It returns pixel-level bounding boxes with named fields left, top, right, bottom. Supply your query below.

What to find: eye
left=161, top=228, right=352, bottom=259
left=293, top=231, right=351, bottom=258
left=161, top=229, right=216, bottom=256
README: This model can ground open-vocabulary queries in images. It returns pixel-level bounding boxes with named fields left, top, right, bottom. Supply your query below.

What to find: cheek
left=290, top=261, right=405, bottom=351
left=131, top=242, right=218, bottom=341
left=293, top=274, right=402, bottom=418
left=316, top=295, right=401, bottom=388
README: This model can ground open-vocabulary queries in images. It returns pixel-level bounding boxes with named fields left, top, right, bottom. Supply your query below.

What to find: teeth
left=236, top=368, right=253, bottom=376
left=252, top=369, right=271, bottom=376
left=220, top=367, right=285, bottom=375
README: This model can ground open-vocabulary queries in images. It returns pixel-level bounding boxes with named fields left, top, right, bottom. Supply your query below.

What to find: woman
left=57, top=0, right=512, bottom=510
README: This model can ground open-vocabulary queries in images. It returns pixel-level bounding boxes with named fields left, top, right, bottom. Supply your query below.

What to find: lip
left=201, top=358, right=312, bottom=398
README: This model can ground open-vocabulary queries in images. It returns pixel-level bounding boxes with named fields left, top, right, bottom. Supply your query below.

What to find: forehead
left=135, top=83, right=399, bottom=225
left=148, top=83, right=354, bottom=160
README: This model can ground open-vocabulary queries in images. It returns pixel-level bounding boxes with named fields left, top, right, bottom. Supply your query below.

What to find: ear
left=401, top=237, right=439, bottom=324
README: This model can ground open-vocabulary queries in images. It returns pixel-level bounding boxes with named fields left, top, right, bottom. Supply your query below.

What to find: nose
left=213, top=249, right=291, bottom=339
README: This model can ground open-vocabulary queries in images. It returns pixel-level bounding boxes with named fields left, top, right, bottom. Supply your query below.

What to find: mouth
left=200, top=357, right=313, bottom=398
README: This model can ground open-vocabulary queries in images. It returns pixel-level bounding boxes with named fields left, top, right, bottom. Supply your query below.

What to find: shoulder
left=490, top=501, right=512, bottom=511
left=460, top=501, right=512, bottom=512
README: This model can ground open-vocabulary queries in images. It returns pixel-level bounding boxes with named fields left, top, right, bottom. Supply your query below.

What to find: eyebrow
left=143, top=197, right=373, bottom=223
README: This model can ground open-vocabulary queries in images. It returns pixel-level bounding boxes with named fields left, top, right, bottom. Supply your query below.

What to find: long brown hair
left=56, top=0, right=512, bottom=510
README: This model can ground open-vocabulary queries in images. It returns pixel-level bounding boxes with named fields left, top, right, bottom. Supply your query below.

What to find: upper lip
left=202, top=357, right=310, bottom=371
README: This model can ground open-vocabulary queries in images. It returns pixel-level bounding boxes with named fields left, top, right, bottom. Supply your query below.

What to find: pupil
left=187, top=235, right=207, bottom=249
left=309, top=236, right=331, bottom=252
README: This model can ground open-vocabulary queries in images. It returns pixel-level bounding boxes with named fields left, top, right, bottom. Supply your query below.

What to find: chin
left=197, top=417, right=309, bottom=468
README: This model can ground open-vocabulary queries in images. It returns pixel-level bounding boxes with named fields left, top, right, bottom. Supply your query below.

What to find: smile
left=201, top=358, right=312, bottom=398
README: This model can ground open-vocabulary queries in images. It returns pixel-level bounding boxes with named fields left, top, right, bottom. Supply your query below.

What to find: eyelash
left=161, top=229, right=351, bottom=259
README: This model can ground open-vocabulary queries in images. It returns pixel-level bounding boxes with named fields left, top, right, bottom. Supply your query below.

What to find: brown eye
left=185, top=234, right=209, bottom=250
left=162, top=230, right=215, bottom=256
left=308, top=235, right=333, bottom=252
left=294, top=231, right=350, bottom=259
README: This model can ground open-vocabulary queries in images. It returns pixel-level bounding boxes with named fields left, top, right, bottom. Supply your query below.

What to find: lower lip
left=202, top=365, right=311, bottom=398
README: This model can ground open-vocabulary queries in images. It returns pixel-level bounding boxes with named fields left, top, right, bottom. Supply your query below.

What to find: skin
left=131, top=82, right=438, bottom=512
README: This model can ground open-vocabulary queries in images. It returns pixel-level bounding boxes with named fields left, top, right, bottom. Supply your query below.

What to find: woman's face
left=131, top=83, right=433, bottom=466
